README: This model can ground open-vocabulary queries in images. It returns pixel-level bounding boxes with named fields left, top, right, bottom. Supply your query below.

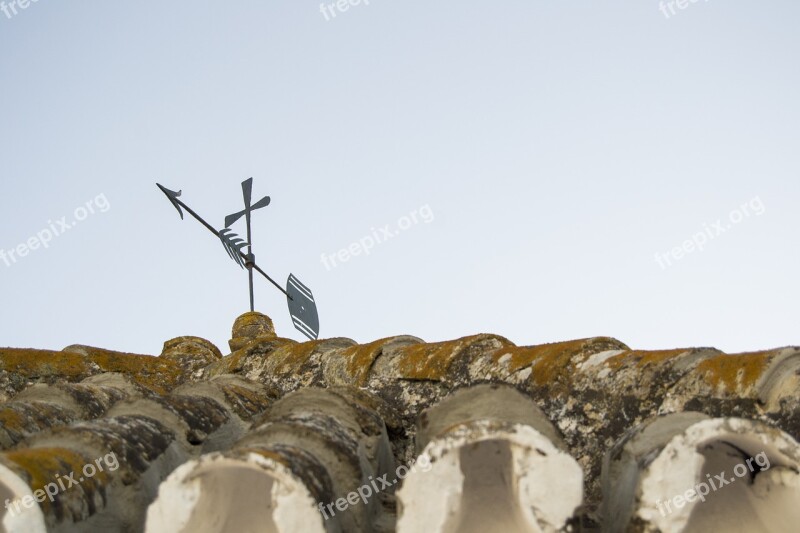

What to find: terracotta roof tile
left=0, top=312, right=798, bottom=531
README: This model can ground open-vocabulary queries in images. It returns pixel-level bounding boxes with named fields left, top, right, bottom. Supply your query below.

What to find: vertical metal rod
left=248, top=267, right=254, bottom=311
left=245, top=190, right=255, bottom=313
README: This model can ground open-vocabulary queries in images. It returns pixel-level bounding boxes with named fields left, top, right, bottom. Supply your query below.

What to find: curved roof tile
left=0, top=312, right=797, bottom=531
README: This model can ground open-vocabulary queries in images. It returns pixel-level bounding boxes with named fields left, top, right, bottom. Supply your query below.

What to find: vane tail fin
left=287, top=274, right=320, bottom=340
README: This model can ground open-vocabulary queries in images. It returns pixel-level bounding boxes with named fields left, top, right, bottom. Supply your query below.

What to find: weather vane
left=156, top=179, right=320, bottom=340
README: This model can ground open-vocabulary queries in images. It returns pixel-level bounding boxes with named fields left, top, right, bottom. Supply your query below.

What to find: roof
left=1, top=312, right=798, bottom=532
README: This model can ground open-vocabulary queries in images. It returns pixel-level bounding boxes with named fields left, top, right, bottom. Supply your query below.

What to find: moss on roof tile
left=0, top=347, right=187, bottom=395
left=1, top=447, right=99, bottom=518
left=604, top=348, right=690, bottom=370
left=0, top=402, right=76, bottom=449
left=0, top=349, right=91, bottom=380
left=266, top=339, right=331, bottom=376
left=391, top=334, right=511, bottom=381
left=205, top=337, right=296, bottom=377
left=338, top=336, right=422, bottom=386
left=695, top=351, right=771, bottom=395
left=83, top=349, right=184, bottom=394
left=525, top=337, right=629, bottom=386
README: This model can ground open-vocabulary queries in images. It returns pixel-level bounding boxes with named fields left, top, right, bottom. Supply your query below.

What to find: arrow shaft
left=171, top=195, right=291, bottom=300
left=252, top=261, right=289, bottom=298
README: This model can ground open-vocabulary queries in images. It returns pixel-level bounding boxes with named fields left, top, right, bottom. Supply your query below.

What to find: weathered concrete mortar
left=413, top=383, right=568, bottom=453
left=398, top=384, right=583, bottom=533
left=603, top=414, right=800, bottom=532
left=146, top=447, right=335, bottom=533
left=146, top=387, right=396, bottom=533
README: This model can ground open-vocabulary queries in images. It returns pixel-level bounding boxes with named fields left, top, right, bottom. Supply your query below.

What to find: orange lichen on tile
left=220, top=383, right=277, bottom=419
left=0, top=349, right=91, bottom=380
left=2, top=345, right=189, bottom=394
left=161, top=336, right=223, bottom=363
left=695, top=352, right=771, bottom=394
left=229, top=312, right=277, bottom=351
left=519, top=338, right=627, bottom=385
left=604, top=349, right=689, bottom=370
left=3, top=448, right=97, bottom=496
left=84, top=350, right=183, bottom=394
left=340, top=337, right=409, bottom=386
left=204, top=338, right=295, bottom=376
left=0, top=406, right=29, bottom=433
left=493, top=339, right=586, bottom=376
left=0, top=403, right=73, bottom=438
left=267, top=340, right=330, bottom=376
left=393, top=335, right=503, bottom=381
left=208, top=347, right=248, bottom=375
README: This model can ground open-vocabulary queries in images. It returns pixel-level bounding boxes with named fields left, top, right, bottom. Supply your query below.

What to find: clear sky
left=1, top=1, right=797, bottom=356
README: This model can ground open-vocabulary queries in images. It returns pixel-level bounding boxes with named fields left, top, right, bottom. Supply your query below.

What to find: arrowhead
left=156, top=183, right=184, bottom=219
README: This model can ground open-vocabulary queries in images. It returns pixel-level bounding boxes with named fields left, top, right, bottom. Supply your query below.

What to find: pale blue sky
left=1, top=1, right=798, bottom=355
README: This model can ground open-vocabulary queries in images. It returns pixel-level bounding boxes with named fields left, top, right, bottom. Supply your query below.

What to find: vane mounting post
left=225, top=178, right=271, bottom=312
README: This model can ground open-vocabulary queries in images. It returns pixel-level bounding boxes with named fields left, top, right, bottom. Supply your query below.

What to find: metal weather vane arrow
left=156, top=180, right=320, bottom=340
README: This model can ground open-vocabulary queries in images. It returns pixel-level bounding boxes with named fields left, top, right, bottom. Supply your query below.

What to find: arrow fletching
left=218, top=228, right=249, bottom=268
